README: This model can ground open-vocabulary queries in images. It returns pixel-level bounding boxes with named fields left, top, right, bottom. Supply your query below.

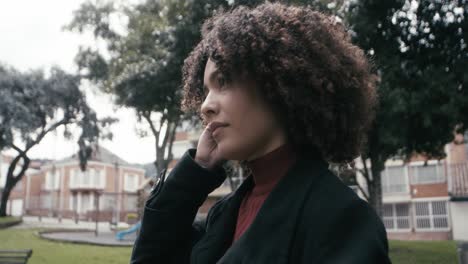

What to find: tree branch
left=26, top=118, right=70, bottom=151
left=361, top=155, right=372, bottom=183
left=13, top=155, right=30, bottom=186
left=166, top=118, right=179, bottom=163
left=161, top=117, right=177, bottom=154
left=356, top=180, right=370, bottom=200
left=143, top=111, right=160, bottom=144
left=7, top=144, right=30, bottom=185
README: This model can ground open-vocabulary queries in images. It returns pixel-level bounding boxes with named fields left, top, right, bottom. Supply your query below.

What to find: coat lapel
left=191, top=176, right=254, bottom=264
left=192, top=151, right=328, bottom=264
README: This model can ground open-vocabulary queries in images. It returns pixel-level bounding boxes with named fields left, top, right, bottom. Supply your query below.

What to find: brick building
left=1, top=146, right=146, bottom=224
left=355, top=133, right=468, bottom=241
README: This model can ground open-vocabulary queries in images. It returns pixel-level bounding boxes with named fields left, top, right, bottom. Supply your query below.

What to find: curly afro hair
left=182, top=2, right=377, bottom=163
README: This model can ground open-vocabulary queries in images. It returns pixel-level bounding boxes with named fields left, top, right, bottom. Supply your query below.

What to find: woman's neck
left=246, top=143, right=296, bottom=195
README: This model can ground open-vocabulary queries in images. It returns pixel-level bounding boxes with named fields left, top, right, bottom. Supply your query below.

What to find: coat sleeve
left=308, top=198, right=392, bottom=264
left=130, top=149, right=226, bottom=264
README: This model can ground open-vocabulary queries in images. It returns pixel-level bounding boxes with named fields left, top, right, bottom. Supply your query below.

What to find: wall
left=450, top=201, right=468, bottom=241
left=388, top=231, right=451, bottom=241
left=411, top=183, right=449, bottom=198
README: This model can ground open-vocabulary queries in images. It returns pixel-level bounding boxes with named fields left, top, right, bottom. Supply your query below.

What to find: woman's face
left=201, top=58, right=287, bottom=161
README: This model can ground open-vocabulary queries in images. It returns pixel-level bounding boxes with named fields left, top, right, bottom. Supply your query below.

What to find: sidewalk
left=12, top=216, right=126, bottom=232
left=11, top=216, right=137, bottom=246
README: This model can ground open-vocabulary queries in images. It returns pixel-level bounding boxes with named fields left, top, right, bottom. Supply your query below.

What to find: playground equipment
left=115, top=221, right=141, bottom=241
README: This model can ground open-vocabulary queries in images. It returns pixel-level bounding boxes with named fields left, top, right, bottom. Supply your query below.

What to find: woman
left=131, top=3, right=391, bottom=264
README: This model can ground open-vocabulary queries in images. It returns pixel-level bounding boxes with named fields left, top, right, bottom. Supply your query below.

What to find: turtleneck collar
left=246, top=144, right=297, bottom=196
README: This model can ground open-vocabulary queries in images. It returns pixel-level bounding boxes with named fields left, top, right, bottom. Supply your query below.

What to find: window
left=83, top=170, right=91, bottom=187
left=41, top=194, right=52, bottom=209
left=81, top=194, right=91, bottom=212
left=99, top=194, right=116, bottom=211
left=410, top=164, right=445, bottom=184
left=381, top=166, right=408, bottom=194
left=45, top=171, right=61, bottom=190
left=91, top=169, right=105, bottom=188
left=382, top=203, right=411, bottom=231
left=69, top=196, right=75, bottom=210
left=125, top=195, right=138, bottom=211
left=69, top=170, right=77, bottom=188
left=69, top=168, right=105, bottom=189
left=124, top=174, right=139, bottom=192
left=414, top=201, right=449, bottom=230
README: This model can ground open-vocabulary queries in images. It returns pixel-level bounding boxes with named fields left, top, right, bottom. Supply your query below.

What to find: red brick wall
left=411, top=183, right=448, bottom=198
left=388, top=231, right=451, bottom=241
left=9, top=176, right=26, bottom=199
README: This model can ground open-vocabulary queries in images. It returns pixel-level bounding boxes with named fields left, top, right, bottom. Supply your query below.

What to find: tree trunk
left=0, top=153, right=30, bottom=217
left=0, top=185, right=13, bottom=217
left=0, top=173, right=24, bottom=216
left=153, top=119, right=180, bottom=178
left=368, top=155, right=385, bottom=217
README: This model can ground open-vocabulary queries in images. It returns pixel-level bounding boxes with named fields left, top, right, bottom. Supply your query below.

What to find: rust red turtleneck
left=232, top=144, right=296, bottom=242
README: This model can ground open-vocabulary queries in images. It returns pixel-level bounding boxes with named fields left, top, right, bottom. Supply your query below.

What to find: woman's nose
left=200, top=92, right=219, bottom=120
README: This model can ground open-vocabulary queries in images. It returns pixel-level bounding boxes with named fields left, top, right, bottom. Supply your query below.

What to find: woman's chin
left=217, top=142, right=250, bottom=161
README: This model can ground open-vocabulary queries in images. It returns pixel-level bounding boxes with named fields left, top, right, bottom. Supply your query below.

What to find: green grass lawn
left=0, top=216, right=21, bottom=225
left=0, top=228, right=132, bottom=264
left=389, top=240, right=458, bottom=264
left=0, top=228, right=459, bottom=264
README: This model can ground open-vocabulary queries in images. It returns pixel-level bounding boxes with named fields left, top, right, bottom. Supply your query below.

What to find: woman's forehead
left=204, top=59, right=218, bottom=83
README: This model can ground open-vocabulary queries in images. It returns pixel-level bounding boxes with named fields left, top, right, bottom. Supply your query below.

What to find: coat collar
left=191, top=151, right=328, bottom=264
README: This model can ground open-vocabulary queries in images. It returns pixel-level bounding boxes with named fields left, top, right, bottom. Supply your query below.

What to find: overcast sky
left=0, top=0, right=156, bottom=164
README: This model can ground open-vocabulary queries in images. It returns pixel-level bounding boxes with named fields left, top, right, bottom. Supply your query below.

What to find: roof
left=54, top=145, right=141, bottom=169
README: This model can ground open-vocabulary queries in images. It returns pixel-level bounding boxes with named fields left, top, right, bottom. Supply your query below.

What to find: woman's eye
left=217, top=75, right=226, bottom=88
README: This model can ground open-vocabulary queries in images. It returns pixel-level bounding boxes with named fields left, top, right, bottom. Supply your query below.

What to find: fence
left=25, top=191, right=140, bottom=223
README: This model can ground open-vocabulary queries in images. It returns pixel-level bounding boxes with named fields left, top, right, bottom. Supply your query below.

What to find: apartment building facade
left=1, top=147, right=146, bottom=223
left=356, top=134, right=468, bottom=241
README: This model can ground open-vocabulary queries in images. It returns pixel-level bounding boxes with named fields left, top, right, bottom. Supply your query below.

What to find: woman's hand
left=194, top=122, right=226, bottom=170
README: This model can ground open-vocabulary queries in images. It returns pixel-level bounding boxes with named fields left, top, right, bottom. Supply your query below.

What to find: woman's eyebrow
left=203, top=69, right=220, bottom=91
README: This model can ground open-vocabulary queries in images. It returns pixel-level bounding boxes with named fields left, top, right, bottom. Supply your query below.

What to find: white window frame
left=381, top=165, right=410, bottom=194
left=45, top=171, right=61, bottom=191
left=98, top=169, right=105, bottom=189
left=409, top=161, right=445, bottom=184
left=124, top=173, right=139, bottom=192
left=413, top=199, right=450, bottom=231
left=69, top=196, right=74, bottom=210
left=69, top=168, right=105, bottom=189
left=383, top=203, right=412, bottom=232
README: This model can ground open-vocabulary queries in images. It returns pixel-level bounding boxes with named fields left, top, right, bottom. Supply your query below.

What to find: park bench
left=0, top=249, right=32, bottom=264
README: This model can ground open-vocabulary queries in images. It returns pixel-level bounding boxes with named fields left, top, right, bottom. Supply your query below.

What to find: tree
left=0, top=64, right=110, bottom=216
left=204, top=0, right=468, bottom=216
left=345, top=0, right=468, bottom=215
left=66, top=0, right=233, bottom=174
left=68, top=0, right=468, bottom=217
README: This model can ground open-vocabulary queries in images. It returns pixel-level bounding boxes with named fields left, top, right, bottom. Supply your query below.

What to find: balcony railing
left=448, top=163, right=468, bottom=199
left=382, top=184, right=410, bottom=194
left=69, top=184, right=105, bottom=190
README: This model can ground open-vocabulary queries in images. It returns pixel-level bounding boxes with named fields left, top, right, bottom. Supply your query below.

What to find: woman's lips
left=209, top=122, right=229, bottom=136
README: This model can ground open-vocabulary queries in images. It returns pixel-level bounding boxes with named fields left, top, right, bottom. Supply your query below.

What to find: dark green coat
left=130, top=149, right=391, bottom=263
